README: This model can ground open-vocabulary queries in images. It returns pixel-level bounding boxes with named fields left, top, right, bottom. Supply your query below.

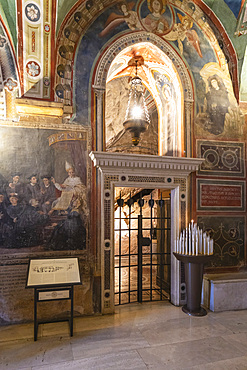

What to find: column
left=93, top=85, right=105, bottom=151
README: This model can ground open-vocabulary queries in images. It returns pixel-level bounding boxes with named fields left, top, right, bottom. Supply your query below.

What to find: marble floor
left=1, top=302, right=247, bottom=369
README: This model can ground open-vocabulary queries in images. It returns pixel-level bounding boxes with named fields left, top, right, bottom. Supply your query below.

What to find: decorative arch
left=92, top=31, right=194, bottom=156
left=54, top=0, right=239, bottom=108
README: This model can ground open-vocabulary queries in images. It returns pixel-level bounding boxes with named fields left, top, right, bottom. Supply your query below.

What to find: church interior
left=1, top=0, right=247, bottom=367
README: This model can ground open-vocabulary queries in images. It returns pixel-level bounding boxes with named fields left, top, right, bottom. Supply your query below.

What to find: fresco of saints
left=164, top=14, right=202, bottom=58
left=142, top=0, right=169, bottom=34
left=99, top=2, right=141, bottom=38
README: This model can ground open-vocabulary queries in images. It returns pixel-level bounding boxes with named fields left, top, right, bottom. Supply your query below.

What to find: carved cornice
left=0, top=119, right=89, bottom=132
left=90, top=151, right=204, bottom=176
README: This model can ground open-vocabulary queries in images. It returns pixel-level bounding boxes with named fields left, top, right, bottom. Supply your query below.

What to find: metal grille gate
left=114, top=189, right=171, bottom=305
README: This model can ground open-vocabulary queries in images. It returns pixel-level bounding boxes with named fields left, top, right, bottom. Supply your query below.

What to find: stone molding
left=90, top=151, right=204, bottom=176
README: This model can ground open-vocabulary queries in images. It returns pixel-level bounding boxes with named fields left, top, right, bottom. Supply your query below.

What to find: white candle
left=182, top=229, right=185, bottom=254
left=185, top=228, right=188, bottom=255
left=189, top=228, right=192, bottom=255
left=191, top=220, right=194, bottom=229
left=192, top=233, right=195, bottom=256
left=199, top=229, right=202, bottom=254
left=196, top=232, right=199, bottom=255
left=179, top=233, right=182, bottom=254
left=210, top=239, right=214, bottom=255
left=207, top=236, right=210, bottom=255
left=203, top=233, right=207, bottom=255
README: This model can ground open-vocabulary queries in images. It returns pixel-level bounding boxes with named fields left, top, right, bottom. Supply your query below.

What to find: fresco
left=0, top=127, right=89, bottom=252
left=195, top=62, right=244, bottom=138
left=224, top=0, right=243, bottom=18
left=153, top=71, right=177, bottom=155
left=74, top=0, right=217, bottom=123
left=235, top=0, right=247, bottom=35
left=197, top=216, right=245, bottom=268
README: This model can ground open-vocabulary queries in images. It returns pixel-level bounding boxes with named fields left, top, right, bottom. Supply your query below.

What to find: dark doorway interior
left=114, top=188, right=171, bottom=305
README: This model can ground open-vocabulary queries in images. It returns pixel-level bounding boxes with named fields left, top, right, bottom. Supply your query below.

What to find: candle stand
left=173, top=253, right=212, bottom=316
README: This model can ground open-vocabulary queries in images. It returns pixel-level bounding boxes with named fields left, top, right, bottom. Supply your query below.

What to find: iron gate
left=114, top=189, right=171, bottom=305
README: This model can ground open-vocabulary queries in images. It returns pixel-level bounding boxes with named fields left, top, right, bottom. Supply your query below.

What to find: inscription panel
left=197, top=179, right=245, bottom=211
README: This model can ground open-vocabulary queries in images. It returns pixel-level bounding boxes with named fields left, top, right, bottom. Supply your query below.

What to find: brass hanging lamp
left=123, top=58, right=150, bottom=146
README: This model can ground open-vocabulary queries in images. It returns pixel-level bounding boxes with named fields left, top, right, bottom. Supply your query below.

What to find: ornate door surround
left=90, top=151, right=203, bottom=314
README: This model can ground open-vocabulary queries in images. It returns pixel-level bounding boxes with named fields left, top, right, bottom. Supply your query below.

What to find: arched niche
left=104, top=42, right=185, bottom=156
left=92, top=32, right=194, bottom=156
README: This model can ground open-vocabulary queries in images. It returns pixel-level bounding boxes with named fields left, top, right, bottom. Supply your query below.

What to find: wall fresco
left=0, top=127, right=89, bottom=253
left=197, top=216, right=245, bottom=268
left=195, top=63, right=244, bottom=138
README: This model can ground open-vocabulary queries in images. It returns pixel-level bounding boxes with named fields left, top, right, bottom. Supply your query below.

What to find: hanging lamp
left=123, top=58, right=150, bottom=146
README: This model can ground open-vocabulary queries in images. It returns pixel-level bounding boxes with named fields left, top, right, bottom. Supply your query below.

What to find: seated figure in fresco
left=6, top=195, right=25, bottom=225
left=0, top=192, right=12, bottom=246
left=6, top=173, right=24, bottom=203
left=25, top=174, right=41, bottom=205
left=6, top=196, right=49, bottom=248
left=40, top=175, right=56, bottom=214
left=205, top=75, right=230, bottom=135
left=6, top=195, right=24, bottom=248
left=142, top=0, right=169, bottom=34
left=50, top=162, right=84, bottom=214
left=14, top=199, right=50, bottom=247
left=47, top=196, right=86, bottom=250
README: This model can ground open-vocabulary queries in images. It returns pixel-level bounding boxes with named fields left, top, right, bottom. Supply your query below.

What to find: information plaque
left=26, top=257, right=81, bottom=288
left=26, top=257, right=81, bottom=341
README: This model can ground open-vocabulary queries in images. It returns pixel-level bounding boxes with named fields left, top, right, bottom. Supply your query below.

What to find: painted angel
left=164, top=14, right=202, bottom=58
left=99, top=2, right=141, bottom=37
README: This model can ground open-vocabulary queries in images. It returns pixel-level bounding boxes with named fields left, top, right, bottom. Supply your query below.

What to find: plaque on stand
left=26, top=257, right=82, bottom=341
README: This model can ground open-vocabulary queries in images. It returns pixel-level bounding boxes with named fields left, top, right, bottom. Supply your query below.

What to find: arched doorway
left=92, top=31, right=194, bottom=155
left=104, top=42, right=184, bottom=156
left=91, top=32, right=198, bottom=313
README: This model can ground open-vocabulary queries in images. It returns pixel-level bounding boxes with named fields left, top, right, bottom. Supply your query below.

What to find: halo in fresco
left=140, top=0, right=173, bottom=35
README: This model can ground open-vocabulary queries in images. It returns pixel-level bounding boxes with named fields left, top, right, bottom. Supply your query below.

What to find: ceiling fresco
left=0, top=0, right=246, bottom=124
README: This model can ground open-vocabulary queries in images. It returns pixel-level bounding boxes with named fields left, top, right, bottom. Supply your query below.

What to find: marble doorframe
left=90, top=151, right=203, bottom=314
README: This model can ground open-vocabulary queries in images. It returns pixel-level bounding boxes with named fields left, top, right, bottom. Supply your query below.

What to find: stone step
left=203, top=272, right=247, bottom=312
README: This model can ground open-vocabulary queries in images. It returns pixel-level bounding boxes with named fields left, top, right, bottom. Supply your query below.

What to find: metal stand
left=173, top=253, right=212, bottom=316
left=33, top=285, right=74, bottom=341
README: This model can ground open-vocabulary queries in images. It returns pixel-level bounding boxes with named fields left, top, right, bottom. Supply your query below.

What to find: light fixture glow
left=123, top=58, right=150, bottom=146
left=131, top=105, right=143, bottom=119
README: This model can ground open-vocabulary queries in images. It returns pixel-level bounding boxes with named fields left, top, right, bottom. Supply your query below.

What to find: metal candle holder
left=174, top=221, right=213, bottom=316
